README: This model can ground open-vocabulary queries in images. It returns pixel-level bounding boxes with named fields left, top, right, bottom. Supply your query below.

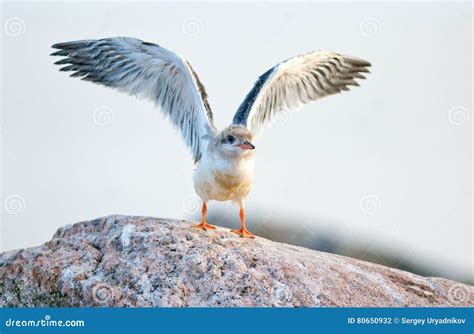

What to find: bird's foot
left=193, top=221, right=216, bottom=231
left=231, top=228, right=255, bottom=239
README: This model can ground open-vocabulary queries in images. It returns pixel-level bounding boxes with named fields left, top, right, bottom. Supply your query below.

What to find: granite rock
left=0, top=215, right=472, bottom=307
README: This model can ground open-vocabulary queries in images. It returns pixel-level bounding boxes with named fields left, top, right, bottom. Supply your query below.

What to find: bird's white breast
left=193, top=151, right=255, bottom=204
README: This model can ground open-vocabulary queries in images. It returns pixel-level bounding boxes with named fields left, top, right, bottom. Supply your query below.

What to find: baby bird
left=51, top=37, right=370, bottom=238
left=193, top=125, right=256, bottom=237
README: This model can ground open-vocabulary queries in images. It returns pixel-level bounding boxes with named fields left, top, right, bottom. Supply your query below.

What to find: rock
left=0, top=215, right=472, bottom=307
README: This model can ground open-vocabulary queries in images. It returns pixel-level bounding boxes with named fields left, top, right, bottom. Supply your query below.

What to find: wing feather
left=233, top=51, right=371, bottom=135
left=52, top=37, right=215, bottom=161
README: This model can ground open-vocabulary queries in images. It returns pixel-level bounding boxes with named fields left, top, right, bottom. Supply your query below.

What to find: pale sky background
left=1, top=1, right=472, bottom=283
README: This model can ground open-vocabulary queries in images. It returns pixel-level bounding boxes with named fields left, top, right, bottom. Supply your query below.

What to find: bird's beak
left=238, top=140, right=255, bottom=150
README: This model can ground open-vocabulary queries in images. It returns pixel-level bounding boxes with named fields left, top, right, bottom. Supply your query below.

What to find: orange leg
left=193, top=202, right=216, bottom=231
left=231, top=206, right=255, bottom=239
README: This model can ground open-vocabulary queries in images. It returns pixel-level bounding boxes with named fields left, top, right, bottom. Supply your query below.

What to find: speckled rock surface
left=0, top=215, right=472, bottom=307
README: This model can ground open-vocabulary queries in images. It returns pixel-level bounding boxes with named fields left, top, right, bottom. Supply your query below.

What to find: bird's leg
left=193, top=202, right=216, bottom=231
left=231, top=206, right=255, bottom=239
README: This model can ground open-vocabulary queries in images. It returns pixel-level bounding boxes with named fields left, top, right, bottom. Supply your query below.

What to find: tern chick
left=51, top=37, right=371, bottom=238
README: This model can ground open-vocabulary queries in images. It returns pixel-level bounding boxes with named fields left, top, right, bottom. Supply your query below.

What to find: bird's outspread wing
left=232, top=51, right=371, bottom=136
left=51, top=37, right=215, bottom=162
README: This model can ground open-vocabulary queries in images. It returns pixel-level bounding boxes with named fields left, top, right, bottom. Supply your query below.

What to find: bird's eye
left=227, top=135, right=235, bottom=144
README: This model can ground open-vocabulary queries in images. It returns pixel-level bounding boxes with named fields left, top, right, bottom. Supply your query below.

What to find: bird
left=51, top=37, right=371, bottom=239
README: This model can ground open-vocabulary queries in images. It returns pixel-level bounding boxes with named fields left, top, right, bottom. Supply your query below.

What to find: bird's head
left=215, top=125, right=255, bottom=158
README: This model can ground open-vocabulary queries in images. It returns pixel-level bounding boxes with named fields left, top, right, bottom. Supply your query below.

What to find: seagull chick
left=51, top=37, right=371, bottom=239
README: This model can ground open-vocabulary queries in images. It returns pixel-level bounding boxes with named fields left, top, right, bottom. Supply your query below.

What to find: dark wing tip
left=358, top=59, right=372, bottom=67
left=341, top=55, right=371, bottom=68
left=59, top=64, right=75, bottom=72
left=51, top=39, right=98, bottom=51
left=51, top=42, right=64, bottom=50
left=54, top=58, right=70, bottom=65
left=142, top=41, right=160, bottom=48
left=51, top=41, right=79, bottom=50
left=50, top=49, right=69, bottom=56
